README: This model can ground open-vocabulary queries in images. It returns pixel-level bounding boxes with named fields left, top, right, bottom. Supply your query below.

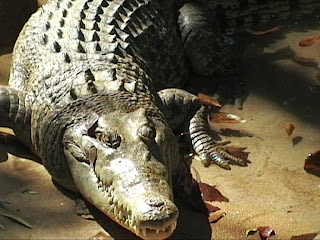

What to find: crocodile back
left=9, top=0, right=188, bottom=96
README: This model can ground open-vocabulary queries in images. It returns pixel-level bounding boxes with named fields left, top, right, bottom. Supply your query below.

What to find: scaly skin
left=198, top=0, right=320, bottom=35
left=0, top=0, right=248, bottom=239
left=2, top=0, right=319, bottom=239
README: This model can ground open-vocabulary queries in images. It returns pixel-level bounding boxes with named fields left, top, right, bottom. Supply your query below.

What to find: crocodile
left=0, top=0, right=247, bottom=239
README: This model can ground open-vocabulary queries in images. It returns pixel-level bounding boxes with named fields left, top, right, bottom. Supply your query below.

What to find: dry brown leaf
left=304, top=151, right=320, bottom=177
left=299, top=37, right=320, bottom=47
left=257, top=226, right=276, bottom=240
left=208, top=212, right=226, bottom=223
left=225, top=146, right=250, bottom=161
left=209, top=113, right=246, bottom=124
left=246, top=26, right=283, bottom=35
left=197, top=93, right=221, bottom=108
left=284, top=122, right=295, bottom=136
left=198, top=182, right=229, bottom=202
left=204, top=203, right=220, bottom=213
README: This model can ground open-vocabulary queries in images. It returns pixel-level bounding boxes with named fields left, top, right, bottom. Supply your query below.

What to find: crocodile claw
left=198, top=145, right=248, bottom=170
left=189, top=106, right=250, bottom=169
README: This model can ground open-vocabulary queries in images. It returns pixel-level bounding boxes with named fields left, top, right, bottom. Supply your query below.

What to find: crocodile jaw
left=64, top=149, right=178, bottom=239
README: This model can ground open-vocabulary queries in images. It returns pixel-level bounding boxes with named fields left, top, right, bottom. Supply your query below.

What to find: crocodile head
left=61, top=102, right=179, bottom=239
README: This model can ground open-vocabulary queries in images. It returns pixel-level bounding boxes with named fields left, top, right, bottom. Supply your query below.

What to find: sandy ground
left=0, top=4, right=320, bottom=240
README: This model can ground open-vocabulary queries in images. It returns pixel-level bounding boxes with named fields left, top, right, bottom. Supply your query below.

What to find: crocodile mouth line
left=134, top=222, right=177, bottom=239
left=94, top=171, right=177, bottom=239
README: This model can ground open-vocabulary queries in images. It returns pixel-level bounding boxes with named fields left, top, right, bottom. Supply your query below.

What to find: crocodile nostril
left=147, top=197, right=165, bottom=207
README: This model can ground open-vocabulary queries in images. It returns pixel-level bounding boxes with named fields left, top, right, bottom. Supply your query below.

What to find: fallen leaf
left=0, top=209, right=32, bottom=229
left=304, top=151, right=320, bottom=177
left=246, top=26, right=283, bottom=35
left=89, top=231, right=112, bottom=240
left=225, top=146, right=250, bottom=161
left=198, top=182, right=229, bottom=202
left=208, top=211, right=226, bottom=223
left=299, top=37, right=320, bottom=47
left=292, top=55, right=318, bottom=67
left=257, top=226, right=276, bottom=240
left=291, top=232, right=320, bottom=240
left=209, top=112, right=246, bottom=124
left=284, top=122, right=295, bottom=136
left=205, top=203, right=220, bottom=213
left=197, top=93, right=221, bottom=108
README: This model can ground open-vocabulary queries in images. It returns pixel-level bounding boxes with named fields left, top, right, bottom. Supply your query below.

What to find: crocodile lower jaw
left=133, top=221, right=177, bottom=240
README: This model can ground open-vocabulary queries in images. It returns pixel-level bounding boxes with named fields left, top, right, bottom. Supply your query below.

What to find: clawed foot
left=189, top=106, right=250, bottom=170
left=197, top=144, right=250, bottom=170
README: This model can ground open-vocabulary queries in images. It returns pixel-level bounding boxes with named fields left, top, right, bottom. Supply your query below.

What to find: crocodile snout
left=147, top=197, right=165, bottom=207
left=133, top=194, right=178, bottom=240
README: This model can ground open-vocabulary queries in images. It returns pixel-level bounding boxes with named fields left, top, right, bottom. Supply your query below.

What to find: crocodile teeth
left=156, top=229, right=160, bottom=234
left=118, top=210, right=123, bottom=219
left=141, top=228, right=146, bottom=237
left=113, top=195, right=118, bottom=204
left=110, top=203, right=114, bottom=211
left=133, top=225, right=139, bottom=236
left=114, top=206, right=118, bottom=216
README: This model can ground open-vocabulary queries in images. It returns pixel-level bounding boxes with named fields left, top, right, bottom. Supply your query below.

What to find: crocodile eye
left=138, top=124, right=156, bottom=142
left=96, top=131, right=121, bottom=149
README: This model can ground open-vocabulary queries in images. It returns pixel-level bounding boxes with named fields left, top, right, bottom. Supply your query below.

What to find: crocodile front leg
left=158, top=88, right=247, bottom=170
left=0, top=86, right=31, bottom=146
left=189, top=105, right=247, bottom=169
